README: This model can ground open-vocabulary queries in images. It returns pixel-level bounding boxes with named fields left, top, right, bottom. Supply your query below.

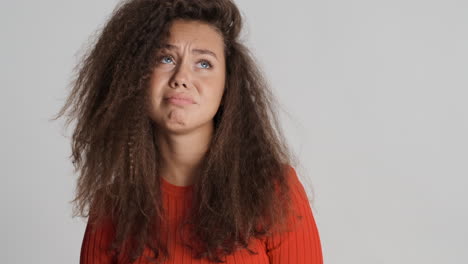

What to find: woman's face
left=148, top=19, right=226, bottom=134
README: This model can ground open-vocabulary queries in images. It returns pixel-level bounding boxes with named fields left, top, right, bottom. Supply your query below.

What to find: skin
left=148, top=19, right=226, bottom=187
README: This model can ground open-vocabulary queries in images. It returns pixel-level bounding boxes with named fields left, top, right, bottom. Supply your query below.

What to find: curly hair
left=52, top=0, right=303, bottom=262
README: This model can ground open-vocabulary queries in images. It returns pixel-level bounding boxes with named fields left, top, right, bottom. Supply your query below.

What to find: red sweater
left=80, top=166, right=323, bottom=263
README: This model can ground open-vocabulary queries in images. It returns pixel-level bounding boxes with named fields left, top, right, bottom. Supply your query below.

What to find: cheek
left=205, top=88, right=225, bottom=115
left=201, top=70, right=225, bottom=93
left=149, top=74, right=168, bottom=99
left=199, top=77, right=225, bottom=102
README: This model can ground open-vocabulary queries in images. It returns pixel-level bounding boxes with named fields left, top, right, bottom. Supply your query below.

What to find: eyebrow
left=162, top=43, right=219, bottom=61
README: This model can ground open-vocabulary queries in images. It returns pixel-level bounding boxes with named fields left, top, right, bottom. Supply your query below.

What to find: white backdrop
left=1, top=0, right=467, bottom=263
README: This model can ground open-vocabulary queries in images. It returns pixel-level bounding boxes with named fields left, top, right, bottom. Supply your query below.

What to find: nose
left=169, top=63, right=190, bottom=89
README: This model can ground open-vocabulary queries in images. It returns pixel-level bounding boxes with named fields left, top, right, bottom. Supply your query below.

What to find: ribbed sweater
left=80, top=166, right=323, bottom=263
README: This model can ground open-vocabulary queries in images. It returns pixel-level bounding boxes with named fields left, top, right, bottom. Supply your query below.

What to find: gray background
left=1, top=0, right=467, bottom=263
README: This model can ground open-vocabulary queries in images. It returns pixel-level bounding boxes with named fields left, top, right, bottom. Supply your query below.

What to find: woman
left=54, top=0, right=323, bottom=263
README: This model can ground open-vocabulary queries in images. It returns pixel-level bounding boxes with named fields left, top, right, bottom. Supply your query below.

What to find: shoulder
left=283, top=164, right=311, bottom=209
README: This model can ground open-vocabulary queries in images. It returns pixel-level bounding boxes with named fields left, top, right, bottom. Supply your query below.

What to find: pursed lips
left=164, top=93, right=195, bottom=104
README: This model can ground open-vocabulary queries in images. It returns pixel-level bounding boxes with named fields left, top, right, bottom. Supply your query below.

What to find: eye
left=160, top=55, right=174, bottom=64
left=197, top=60, right=212, bottom=69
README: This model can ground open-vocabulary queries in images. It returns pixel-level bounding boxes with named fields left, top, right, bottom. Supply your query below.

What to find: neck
left=155, top=121, right=214, bottom=187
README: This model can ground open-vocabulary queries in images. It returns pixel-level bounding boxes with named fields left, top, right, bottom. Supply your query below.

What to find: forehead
left=164, top=20, right=225, bottom=56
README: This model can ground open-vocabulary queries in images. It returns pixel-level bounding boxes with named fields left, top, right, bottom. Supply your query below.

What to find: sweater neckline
left=160, top=176, right=194, bottom=196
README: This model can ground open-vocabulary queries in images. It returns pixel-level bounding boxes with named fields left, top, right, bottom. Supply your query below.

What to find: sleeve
left=80, top=215, right=116, bottom=264
left=265, top=165, right=323, bottom=264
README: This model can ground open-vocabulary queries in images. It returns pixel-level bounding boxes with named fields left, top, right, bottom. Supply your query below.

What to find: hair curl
left=52, top=0, right=306, bottom=262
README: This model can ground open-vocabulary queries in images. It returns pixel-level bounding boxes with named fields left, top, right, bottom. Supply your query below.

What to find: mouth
left=165, top=97, right=195, bottom=106
left=164, top=93, right=195, bottom=105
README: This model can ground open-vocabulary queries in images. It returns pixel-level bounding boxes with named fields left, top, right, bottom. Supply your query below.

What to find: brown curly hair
left=52, top=0, right=305, bottom=262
